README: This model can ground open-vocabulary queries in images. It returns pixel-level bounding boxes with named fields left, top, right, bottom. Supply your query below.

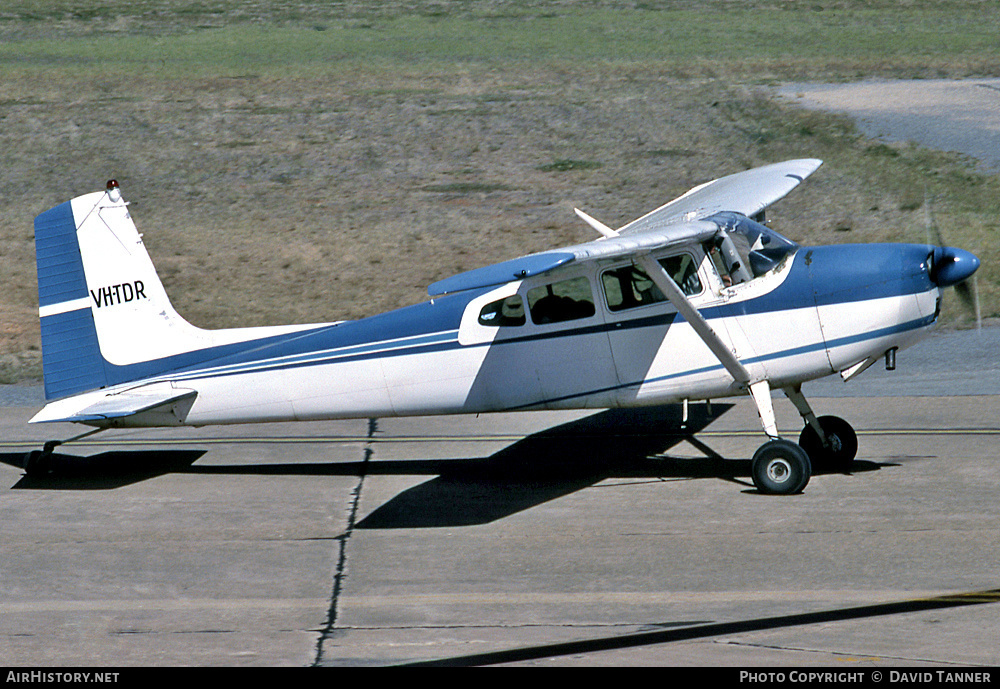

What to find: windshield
left=706, top=211, right=799, bottom=277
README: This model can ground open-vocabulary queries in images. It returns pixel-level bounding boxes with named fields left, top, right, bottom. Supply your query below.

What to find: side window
left=478, top=295, right=526, bottom=327
left=602, top=265, right=666, bottom=311
left=658, top=254, right=702, bottom=296
left=601, top=254, right=701, bottom=312
left=527, top=276, right=595, bottom=325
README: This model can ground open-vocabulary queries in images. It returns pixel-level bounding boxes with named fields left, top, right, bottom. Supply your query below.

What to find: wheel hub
left=767, top=458, right=792, bottom=484
left=825, top=433, right=843, bottom=453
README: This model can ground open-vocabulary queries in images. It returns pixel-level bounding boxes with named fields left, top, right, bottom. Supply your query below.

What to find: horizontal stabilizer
left=30, top=386, right=197, bottom=425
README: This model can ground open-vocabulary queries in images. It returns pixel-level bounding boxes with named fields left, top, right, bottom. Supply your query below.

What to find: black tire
left=798, top=416, right=858, bottom=472
left=751, top=439, right=811, bottom=494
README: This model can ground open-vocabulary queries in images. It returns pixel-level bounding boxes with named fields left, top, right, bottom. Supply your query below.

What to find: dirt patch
left=0, top=72, right=796, bottom=337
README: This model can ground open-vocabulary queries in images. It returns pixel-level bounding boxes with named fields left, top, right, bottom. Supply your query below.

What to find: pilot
left=708, top=245, right=733, bottom=287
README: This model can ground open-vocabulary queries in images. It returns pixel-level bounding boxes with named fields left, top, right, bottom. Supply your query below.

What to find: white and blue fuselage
left=31, top=236, right=941, bottom=428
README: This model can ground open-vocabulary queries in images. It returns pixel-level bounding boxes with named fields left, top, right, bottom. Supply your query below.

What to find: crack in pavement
left=312, top=417, right=377, bottom=666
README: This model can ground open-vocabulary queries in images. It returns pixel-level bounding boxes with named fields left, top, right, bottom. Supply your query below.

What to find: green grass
left=2, top=6, right=1000, bottom=79
left=536, top=160, right=603, bottom=172
left=422, top=182, right=512, bottom=193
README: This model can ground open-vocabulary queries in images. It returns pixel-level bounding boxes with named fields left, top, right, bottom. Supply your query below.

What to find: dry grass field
left=2, top=1, right=998, bottom=382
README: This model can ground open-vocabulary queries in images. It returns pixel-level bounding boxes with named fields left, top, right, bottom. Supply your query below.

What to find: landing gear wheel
left=798, top=415, right=857, bottom=472
left=751, top=439, right=811, bottom=495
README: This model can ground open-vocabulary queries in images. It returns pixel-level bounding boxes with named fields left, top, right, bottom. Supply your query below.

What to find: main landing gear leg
left=23, top=427, right=105, bottom=477
left=747, top=380, right=811, bottom=495
left=783, top=384, right=858, bottom=472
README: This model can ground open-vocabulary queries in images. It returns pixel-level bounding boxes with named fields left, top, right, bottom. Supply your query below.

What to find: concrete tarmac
left=1, top=349, right=998, bottom=666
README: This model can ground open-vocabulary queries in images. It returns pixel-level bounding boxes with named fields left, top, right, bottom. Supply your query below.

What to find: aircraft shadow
left=357, top=403, right=734, bottom=529
left=0, top=450, right=206, bottom=490
left=2, top=404, right=882, bottom=524
left=353, top=404, right=881, bottom=529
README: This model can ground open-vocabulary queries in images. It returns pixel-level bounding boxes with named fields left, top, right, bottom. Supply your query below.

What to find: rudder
left=35, top=199, right=109, bottom=399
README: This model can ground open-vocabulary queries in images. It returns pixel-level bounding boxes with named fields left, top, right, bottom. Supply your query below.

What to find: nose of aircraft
left=931, top=246, right=980, bottom=287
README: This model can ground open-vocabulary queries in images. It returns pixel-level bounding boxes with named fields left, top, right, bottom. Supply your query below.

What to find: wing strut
left=574, top=208, right=619, bottom=238
left=635, top=254, right=751, bottom=386
left=637, top=254, right=783, bottom=440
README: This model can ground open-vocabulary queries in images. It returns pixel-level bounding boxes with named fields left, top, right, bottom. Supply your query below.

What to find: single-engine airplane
left=25, top=159, right=980, bottom=493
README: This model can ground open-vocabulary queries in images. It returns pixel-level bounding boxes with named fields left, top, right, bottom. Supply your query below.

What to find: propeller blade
left=958, top=274, right=983, bottom=331
left=923, top=193, right=981, bottom=326
left=924, top=192, right=945, bottom=247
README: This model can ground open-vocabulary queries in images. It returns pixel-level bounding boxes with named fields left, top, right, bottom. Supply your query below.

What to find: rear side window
left=527, top=276, right=595, bottom=324
left=478, top=295, right=526, bottom=327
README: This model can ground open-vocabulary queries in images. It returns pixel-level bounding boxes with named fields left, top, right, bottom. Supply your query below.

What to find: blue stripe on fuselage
left=92, top=287, right=486, bottom=388
left=508, top=311, right=937, bottom=410
left=84, top=243, right=936, bottom=390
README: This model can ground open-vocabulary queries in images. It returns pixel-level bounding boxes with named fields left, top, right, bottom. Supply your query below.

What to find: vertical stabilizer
left=34, top=182, right=209, bottom=400
left=34, top=182, right=332, bottom=403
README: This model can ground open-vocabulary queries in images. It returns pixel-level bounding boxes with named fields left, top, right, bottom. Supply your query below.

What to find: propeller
left=924, top=193, right=982, bottom=329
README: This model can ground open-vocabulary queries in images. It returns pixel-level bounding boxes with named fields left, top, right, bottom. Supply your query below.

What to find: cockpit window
left=527, top=276, right=595, bottom=324
left=706, top=237, right=752, bottom=286
left=602, top=254, right=701, bottom=312
left=478, top=294, right=526, bottom=327
left=660, top=254, right=703, bottom=296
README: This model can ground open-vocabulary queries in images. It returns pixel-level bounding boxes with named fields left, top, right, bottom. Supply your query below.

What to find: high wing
left=429, top=158, right=821, bottom=296
left=618, top=158, right=822, bottom=235
left=428, top=220, right=718, bottom=296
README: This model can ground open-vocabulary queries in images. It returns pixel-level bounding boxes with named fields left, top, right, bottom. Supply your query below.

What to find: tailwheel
left=751, top=439, right=811, bottom=495
left=798, top=415, right=857, bottom=472
left=20, top=431, right=104, bottom=478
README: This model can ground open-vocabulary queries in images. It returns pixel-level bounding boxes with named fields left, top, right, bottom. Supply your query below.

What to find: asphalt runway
left=1, top=328, right=998, bottom=667
left=778, top=78, right=1000, bottom=173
